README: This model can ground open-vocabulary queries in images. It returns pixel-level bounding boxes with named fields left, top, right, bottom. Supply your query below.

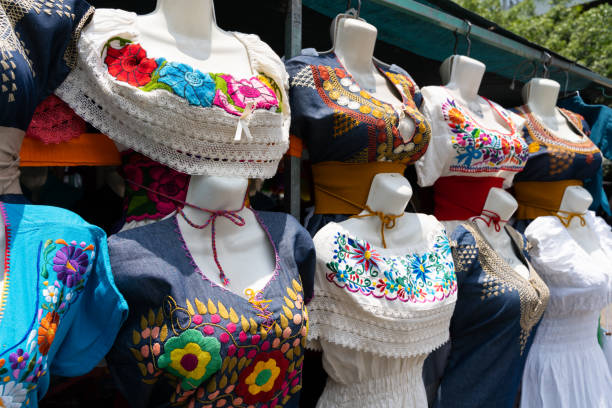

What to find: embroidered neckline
left=463, top=222, right=549, bottom=353
left=443, top=87, right=517, bottom=136
left=518, top=105, right=600, bottom=154
left=0, top=202, right=11, bottom=326
left=174, top=210, right=282, bottom=306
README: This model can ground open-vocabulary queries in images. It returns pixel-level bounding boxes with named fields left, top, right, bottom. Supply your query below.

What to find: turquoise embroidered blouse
left=0, top=203, right=128, bottom=408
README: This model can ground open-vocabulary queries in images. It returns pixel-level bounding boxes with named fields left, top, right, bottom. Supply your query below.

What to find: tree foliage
left=454, top=0, right=612, bottom=78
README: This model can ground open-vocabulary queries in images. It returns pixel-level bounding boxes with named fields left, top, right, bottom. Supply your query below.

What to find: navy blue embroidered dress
left=433, top=222, right=549, bottom=408
left=0, top=203, right=127, bottom=408
left=106, top=212, right=315, bottom=408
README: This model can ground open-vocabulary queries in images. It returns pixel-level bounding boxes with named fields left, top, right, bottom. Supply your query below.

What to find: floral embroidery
left=157, top=329, right=222, bottom=390
left=105, top=42, right=158, bottom=87
left=129, top=279, right=308, bottom=407
left=326, top=232, right=457, bottom=303
left=236, top=350, right=289, bottom=404
left=122, top=151, right=190, bottom=223
left=442, top=98, right=529, bottom=173
left=103, top=37, right=281, bottom=116
left=0, top=381, right=28, bottom=408
left=0, top=239, right=95, bottom=400
left=292, top=63, right=431, bottom=163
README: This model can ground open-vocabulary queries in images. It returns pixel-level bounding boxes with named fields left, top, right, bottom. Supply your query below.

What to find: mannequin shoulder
left=419, top=86, right=445, bottom=103
left=252, top=210, right=310, bottom=241
left=108, top=219, right=175, bottom=256
left=524, top=216, right=565, bottom=245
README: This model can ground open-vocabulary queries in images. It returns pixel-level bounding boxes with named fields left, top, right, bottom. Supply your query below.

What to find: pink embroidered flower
left=349, top=238, right=381, bottom=273
left=123, top=163, right=144, bottom=192
left=214, top=75, right=278, bottom=116
left=147, top=166, right=189, bottom=215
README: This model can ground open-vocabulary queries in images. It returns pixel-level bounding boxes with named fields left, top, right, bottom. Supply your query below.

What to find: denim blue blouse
left=0, top=0, right=93, bottom=130
left=0, top=202, right=127, bottom=408
left=434, top=222, right=549, bottom=408
left=106, top=211, right=315, bottom=408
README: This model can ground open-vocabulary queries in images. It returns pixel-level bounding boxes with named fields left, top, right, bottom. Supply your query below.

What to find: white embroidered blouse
left=307, top=218, right=457, bottom=407
left=56, top=8, right=290, bottom=178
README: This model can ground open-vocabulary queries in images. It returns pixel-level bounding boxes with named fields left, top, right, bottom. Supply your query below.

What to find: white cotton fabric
left=522, top=213, right=612, bottom=408
left=56, top=9, right=290, bottom=178
left=308, top=218, right=457, bottom=408
left=415, top=86, right=526, bottom=188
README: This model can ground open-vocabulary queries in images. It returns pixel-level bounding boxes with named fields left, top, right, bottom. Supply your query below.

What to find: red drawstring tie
left=126, top=179, right=247, bottom=286
left=472, top=209, right=508, bottom=232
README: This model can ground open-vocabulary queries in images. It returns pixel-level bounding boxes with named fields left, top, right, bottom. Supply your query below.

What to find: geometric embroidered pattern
left=333, top=111, right=360, bottom=138
left=290, top=65, right=316, bottom=90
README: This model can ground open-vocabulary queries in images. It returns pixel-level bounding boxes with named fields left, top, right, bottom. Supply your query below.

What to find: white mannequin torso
left=472, top=187, right=530, bottom=279
left=522, top=78, right=584, bottom=143
left=177, top=176, right=275, bottom=298
left=558, top=186, right=612, bottom=266
left=440, top=55, right=523, bottom=134
left=332, top=16, right=415, bottom=139
left=135, top=0, right=253, bottom=79
left=338, top=173, right=438, bottom=250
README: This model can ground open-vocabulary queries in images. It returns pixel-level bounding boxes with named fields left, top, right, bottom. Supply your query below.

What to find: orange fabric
left=514, top=179, right=583, bottom=220
left=288, top=134, right=303, bottom=158
left=312, top=161, right=407, bottom=215
left=20, top=133, right=121, bottom=167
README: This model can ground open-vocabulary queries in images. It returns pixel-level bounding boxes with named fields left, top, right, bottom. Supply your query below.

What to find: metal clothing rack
left=282, top=0, right=612, bottom=218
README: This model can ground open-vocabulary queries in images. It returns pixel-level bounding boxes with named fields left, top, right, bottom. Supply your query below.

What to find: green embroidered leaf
left=130, top=348, right=144, bottom=362
left=132, top=330, right=141, bottom=345
left=221, top=357, right=230, bottom=372
left=41, top=263, right=49, bottom=279
left=230, top=371, right=238, bottom=385
left=228, top=356, right=237, bottom=372
left=288, top=362, right=295, bottom=374
left=140, top=81, right=174, bottom=93
left=237, top=357, right=247, bottom=371
left=286, top=349, right=293, bottom=360
left=156, top=308, right=164, bottom=326
left=294, top=346, right=302, bottom=356
left=206, top=377, right=217, bottom=393
left=0, top=368, right=7, bottom=376
left=147, top=309, right=156, bottom=325
left=127, top=195, right=152, bottom=214
left=140, top=316, right=148, bottom=331
left=137, top=363, right=147, bottom=376
left=218, top=375, right=228, bottom=389
left=471, top=128, right=480, bottom=138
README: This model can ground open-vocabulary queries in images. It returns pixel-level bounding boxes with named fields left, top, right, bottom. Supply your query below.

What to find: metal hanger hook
left=464, top=20, right=472, bottom=57
left=346, top=0, right=362, bottom=18
left=510, top=59, right=536, bottom=90
left=541, top=52, right=552, bottom=79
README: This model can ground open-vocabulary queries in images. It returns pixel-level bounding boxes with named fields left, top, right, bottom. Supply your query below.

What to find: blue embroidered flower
left=433, top=235, right=452, bottom=257
left=384, top=271, right=399, bottom=293
left=158, top=62, right=215, bottom=107
left=410, top=254, right=431, bottom=284
left=336, top=267, right=349, bottom=283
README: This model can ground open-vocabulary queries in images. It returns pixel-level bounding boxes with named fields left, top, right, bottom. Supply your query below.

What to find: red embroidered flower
left=501, top=138, right=511, bottom=155
left=318, top=65, right=330, bottom=81
left=147, top=166, right=189, bottom=215
left=236, top=350, right=289, bottom=404
left=512, top=138, right=523, bottom=155
left=105, top=44, right=158, bottom=87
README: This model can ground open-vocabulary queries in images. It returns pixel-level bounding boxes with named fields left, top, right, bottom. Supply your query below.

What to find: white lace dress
left=522, top=212, right=612, bottom=408
left=307, top=217, right=457, bottom=407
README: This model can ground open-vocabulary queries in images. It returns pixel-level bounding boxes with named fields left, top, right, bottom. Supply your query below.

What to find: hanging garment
left=521, top=213, right=612, bottom=408
left=0, top=203, right=127, bottom=408
left=307, top=217, right=457, bottom=407
left=434, top=222, right=549, bottom=408
left=512, top=105, right=607, bottom=224
left=56, top=9, right=290, bottom=178
left=416, top=87, right=529, bottom=230
left=285, top=49, right=431, bottom=234
left=106, top=211, right=315, bottom=408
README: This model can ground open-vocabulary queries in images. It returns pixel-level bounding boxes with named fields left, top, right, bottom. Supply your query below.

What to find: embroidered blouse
left=521, top=213, right=612, bottom=408
left=0, top=0, right=93, bottom=130
left=0, top=203, right=127, bottom=408
left=56, top=8, right=290, bottom=178
left=286, top=50, right=430, bottom=165
left=106, top=211, right=315, bottom=408
left=416, top=87, right=528, bottom=188
left=513, top=106, right=602, bottom=183
left=307, top=217, right=457, bottom=407
left=433, top=222, right=549, bottom=408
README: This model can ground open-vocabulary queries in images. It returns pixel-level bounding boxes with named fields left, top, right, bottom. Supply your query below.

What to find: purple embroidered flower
left=53, top=245, right=89, bottom=287
left=214, top=75, right=278, bottom=115
left=9, top=349, right=29, bottom=370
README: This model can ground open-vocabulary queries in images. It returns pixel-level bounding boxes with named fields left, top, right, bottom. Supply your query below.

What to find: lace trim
left=63, top=5, right=94, bottom=68
left=0, top=203, right=10, bottom=324
left=306, top=292, right=454, bottom=358
left=56, top=17, right=290, bottom=177
left=317, top=360, right=427, bottom=408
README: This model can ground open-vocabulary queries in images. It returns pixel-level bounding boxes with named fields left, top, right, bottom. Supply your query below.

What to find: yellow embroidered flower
left=359, top=105, right=372, bottom=114
left=157, top=329, right=221, bottom=390
left=528, top=142, right=540, bottom=153
left=236, top=350, right=289, bottom=404
left=323, top=81, right=332, bottom=91
left=372, top=109, right=385, bottom=119
left=246, top=359, right=281, bottom=394
left=448, top=107, right=465, bottom=126
left=329, top=90, right=340, bottom=100
left=360, top=90, right=371, bottom=99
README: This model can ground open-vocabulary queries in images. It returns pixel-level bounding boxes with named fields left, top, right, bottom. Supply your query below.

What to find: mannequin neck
left=473, top=188, right=517, bottom=235
left=184, top=175, right=247, bottom=215
left=442, top=55, right=485, bottom=103
left=523, top=78, right=560, bottom=118
left=150, top=0, right=216, bottom=40
left=558, top=185, right=592, bottom=230
left=362, top=173, right=411, bottom=216
left=334, top=17, right=377, bottom=77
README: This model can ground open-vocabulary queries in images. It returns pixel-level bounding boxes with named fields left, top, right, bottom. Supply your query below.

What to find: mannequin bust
left=177, top=175, right=275, bottom=298
left=339, top=173, right=436, bottom=249
left=557, top=185, right=607, bottom=254
left=0, top=127, right=24, bottom=196
left=135, top=0, right=253, bottom=78
left=522, top=78, right=583, bottom=143
left=472, top=187, right=530, bottom=279
left=333, top=16, right=415, bottom=138
left=440, top=55, right=520, bottom=133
